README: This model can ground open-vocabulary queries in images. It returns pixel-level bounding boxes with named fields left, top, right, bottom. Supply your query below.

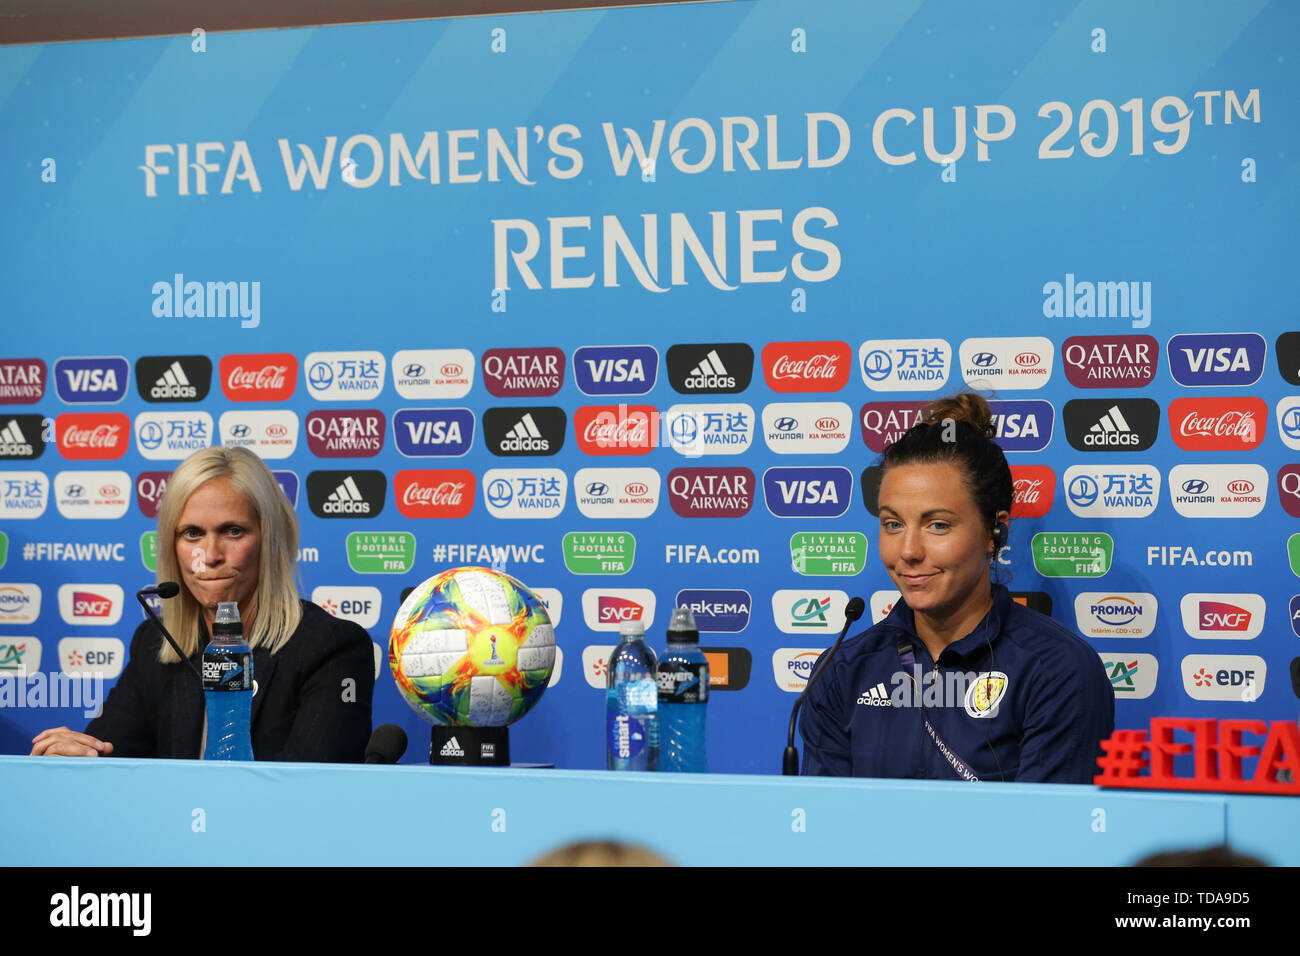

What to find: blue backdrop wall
left=1, top=0, right=1297, bottom=772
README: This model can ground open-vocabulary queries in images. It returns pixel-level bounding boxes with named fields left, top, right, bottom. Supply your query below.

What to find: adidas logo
left=323, top=475, right=371, bottom=514
left=440, top=736, right=465, bottom=758
left=1085, top=404, right=1138, bottom=447
left=0, top=419, right=33, bottom=456
left=151, top=361, right=197, bottom=399
left=684, top=349, right=735, bottom=390
left=499, top=412, right=549, bottom=452
left=856, top=682, right=893, bottom=707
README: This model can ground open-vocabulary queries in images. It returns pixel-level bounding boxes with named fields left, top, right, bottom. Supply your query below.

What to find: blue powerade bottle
left=657, top=607, right=709, bottom=772
left=203, top=601, right=254, bottom=761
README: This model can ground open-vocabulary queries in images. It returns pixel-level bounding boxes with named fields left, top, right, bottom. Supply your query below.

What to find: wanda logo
left=1009, top=465, right=1055, bottom=518
left=762, top=341, right=852, bottom=392
left=394, top=469, right=475, bottom=518
left=219, top=354, right=298, bottom=402
left=57, top=414, right=130, bottom=460
left=574, top=405, right=658, bottom=455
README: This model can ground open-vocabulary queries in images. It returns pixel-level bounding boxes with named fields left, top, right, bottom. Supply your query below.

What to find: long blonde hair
left=155, top=446, right=302, bottom=662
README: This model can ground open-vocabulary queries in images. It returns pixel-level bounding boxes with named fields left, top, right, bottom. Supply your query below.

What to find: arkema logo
left=574, top=467, right=660, bottom=519
left=1062, top=465, right=1160, bottom=518
left=858, top=339, right=951, bottom=391
left=53, top=357, right=129, bottom=404
left=1061, top=335, right=1158, bottom=388
left=305, top=410, right=385, bottom=458
left=483, top=407, right=566, bottom=456
left=1063, top=399, right=1159, bottom=452
left=0, top=359, right=46, bottom=404
left=761, top=402, right=851, bottom=455
left=134, top=411, right=212, bottom=460
left=665, top=403, right=754, bottom=456
left=482, top=347, right=564, bottom=397
left=1167, top=464, right=1267, bottom=518
left=306, top=470, right=386, bottom=519
left=572, top=345, right=658, bottom=396
left=57, top=584, right=124, bottom=625
left=582, top=588, right=656, bottom=631
left=392, top=348, right=474, bottom=400
left=1180, top=593, right=1266, bottom=641
left=219, top=409, right=299, bottom=459
left=393, top=408, right=474, bottom=457
left=958, top=337, right=1053, bottom=390
left=135, top=355, right=212, bottom=402
left=0, top=415, right=46, bottom=460
left=54, top=470, right=130, bottom=519
left=304, top=351, right=386, bottom=401
left=762, top=466, right=852, bottom=518
left=675, top=589, right=750, bottom=633
left=1166, top=333, right=1265, bottom=387
left=1074, top=592, right=1157, bottom=638
left=219, top=353, right=297, bottom=402
left=988, top=400, right=1053, bottom=452
left=667, top=467, right=754, bottom=518
left=666, top=343, right=754, bottom=394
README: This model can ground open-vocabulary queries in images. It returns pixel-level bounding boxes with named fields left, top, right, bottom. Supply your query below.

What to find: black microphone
left=365, top=724, right=408, bottom=764
left=782, top=596, right=866, bottom=775
left=135, top=582, right=200, bottom=679
left=1291, top=657, right=1300, bottom=701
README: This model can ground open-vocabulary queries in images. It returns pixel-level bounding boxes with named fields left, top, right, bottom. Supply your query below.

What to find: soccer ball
left=389, top=566, right=556, bottom=727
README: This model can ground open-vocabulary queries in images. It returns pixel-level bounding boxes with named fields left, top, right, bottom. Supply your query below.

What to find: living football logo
left=666, top=343, right=754, bottom=394
left=306, top=470, right=386, bottom=518
left=483, top=407, right=567, bottom=456
left=135, top=355, right=212, bottom=402
left=572, top=345, right=658, bottom=396
left=1062, top=398, right=1159, bottom=452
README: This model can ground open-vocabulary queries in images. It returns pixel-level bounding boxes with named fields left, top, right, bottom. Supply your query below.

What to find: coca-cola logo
left=1009, top=465, right=1055, bottom=518
left=394, top=469, right=475, bottom=518
left=218, top=353, right=298, bottom=402
left=574, top=405, right=658, bottom=456
left=56, top=413, right=130, bottom=460
left=762, top=341, right=852, bottom=393
left=1167, top=398, right=1267, bottom=451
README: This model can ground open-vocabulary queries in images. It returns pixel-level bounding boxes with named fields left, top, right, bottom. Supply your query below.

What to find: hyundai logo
left=307, top=363, right=334, bottom=388
left=65, top=484, right=85, bottom=498
left=1068, top=475, right=1099, bottom=507
left=403, top=363, right=425, bottom=377
left=229, top=424, right=251, bottom=438
left=774, top=417, right=798, bottom=432
left=1182, top=479, right=1209, bottom=495
left=586, top=482, right=609, bottom=496
left=861, top=350, right=893, bottom=381
left=485, top=479, right=513, bottom=508
left=972, top=352, right=997, bottom=367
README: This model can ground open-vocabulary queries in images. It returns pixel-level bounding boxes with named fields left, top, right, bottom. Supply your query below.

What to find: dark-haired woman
left=800, top=394, right=1114, bottom=783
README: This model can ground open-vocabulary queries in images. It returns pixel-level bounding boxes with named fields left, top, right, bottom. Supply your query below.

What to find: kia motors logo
left=55, top=470, right=129, bottom=519
left=761, top=341, right=852, bottom=393
left=763, top=402, right=852, bottom=455
left=392, top=349, right=474, bottom=399
left=859, top=401, right=927, bottom=453
left=394, top=469, right=475, bottom=519
left=574, top=405, right=658, bottom=455
left=53, top=356, right=129, bottom=404
left=762, top=466, right=852, bottom=518
left=393, top=408, right=475, bottom=457
left=218, top=410, right=299, bottom=459
left=1166, top=333, right=1265, bottom=387
left=56, top=413, right=130, bottom=460
left=219, top=353, right=298, bottom=402
left=667, top=467, right=753, bottom=518
left=959, top=335, right=1055, bottom=387
left=0, top=359, right=46, bottom=404
left=305, top=410, right=386, bottom=458
left=1225, top=479, right=1254, bottom=495
left=135, top=355, right=212, bottom=403
left=989, top=400, right=1055, bottom=452
left=1062, top=398, right=1158, bottom=452
left=1168, top=464, right=1267, bottom=518
left=1015, top=353, right=1041, bottom=367
left=1061, top=335, right=1158, bottom=388
left=305, top=470, right=386, bottom=519
left=1009, top=465, right=1055, bottom=518
left=572, top=345, right=658, bottom=396
left=481, top=347, right=564, bottom=398
left=573, top=467, right=660, bottom=519
left=1167, top=397, right=1266, bottom=451
left=135, top=471, right=171, bottom=519
left=483, top=407, right=567, bottom=456
left=667, top=343, right=754, bottom=394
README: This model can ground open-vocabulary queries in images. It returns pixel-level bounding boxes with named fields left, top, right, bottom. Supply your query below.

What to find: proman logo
left=1073, top=592, right=1158, bottom=638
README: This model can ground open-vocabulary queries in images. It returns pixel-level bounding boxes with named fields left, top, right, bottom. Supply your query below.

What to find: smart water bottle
left=606, top=619, right=659, bottom=771
left=203, top=601, right=254, bottom=761
left=657, top=607, right=708, bottom=772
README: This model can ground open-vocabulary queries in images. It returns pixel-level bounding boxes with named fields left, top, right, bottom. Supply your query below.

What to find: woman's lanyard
left=895, top=640, right=982, bottom=782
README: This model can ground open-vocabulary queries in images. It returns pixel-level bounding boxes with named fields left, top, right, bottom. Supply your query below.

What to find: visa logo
left=776, top=480, right=840, bottom=505
left=585, top=359, right=646, bottom=384
left=54, top=357, right=130, bottom=403
left=1181, top=348, right=1251, bottom=374
left=63, top=369, right=119, bottom=392
left=393, top=409, right=474, bottom=457
left=573, top=346, right=658, bottom=396
left=762, top=467, right=851, bottom=518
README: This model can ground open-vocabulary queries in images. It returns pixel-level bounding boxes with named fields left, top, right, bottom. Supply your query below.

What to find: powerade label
left=202, top=648, right=253, bottom=691
left=607, top=711, right=648, bottom=760
left=657, top=660, right=708, bottom=703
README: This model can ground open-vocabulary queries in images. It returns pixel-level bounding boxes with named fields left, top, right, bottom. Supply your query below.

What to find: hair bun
left=921, top=393, right=994, bottom=438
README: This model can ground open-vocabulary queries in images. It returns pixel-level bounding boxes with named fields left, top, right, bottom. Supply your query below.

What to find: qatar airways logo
left=1061, top=335, right=1158, bottom=388
left=482, top=347, right=564, bottom=397
left=394, top=469, right=475, bottom=519
left=762, top=341, right=852, bottom=393
left=305, top=410, right=385, bottom=458
left=1009, top=465, right=1055, bottom=518
left=1180, top=593, right=1266, bottom=641
left=667, top=467, right=754, bottom=518
left=1168, top=398, right=1266, bottom=451
left=859, top=401, right=927, bottom=453
left=219, top=353, right=297, bottom=402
